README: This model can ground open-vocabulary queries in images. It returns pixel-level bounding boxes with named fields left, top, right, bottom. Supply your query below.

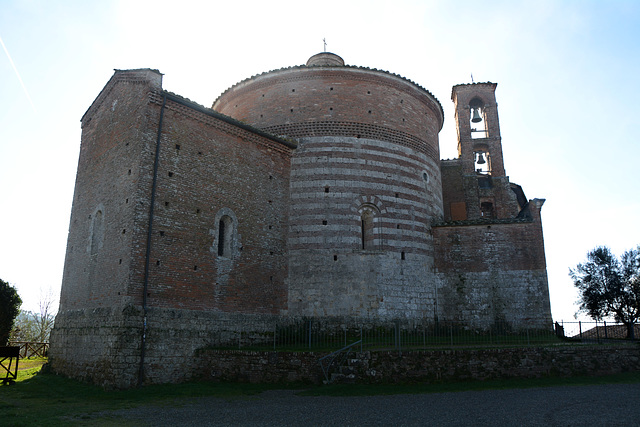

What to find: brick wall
left=213, top=67, right=444, bottom=156
left=133, top=94, right=293, bottom=314
left=59, top=69, right=162, bottom=310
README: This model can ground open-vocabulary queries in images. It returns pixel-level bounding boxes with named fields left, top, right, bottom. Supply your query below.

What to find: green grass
left=0, top=365, right=291, bottom=427
left=1, top=361, right=639, bottom=426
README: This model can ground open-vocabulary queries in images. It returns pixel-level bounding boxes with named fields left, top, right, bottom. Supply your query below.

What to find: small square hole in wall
left=367, top=91, right=371, bottom=94
left=270, top=276, right=273, bottom=281
left=368, top=110, right=372, bottom=114
left=193, top=265, right=198, bottom=271
left=292, top=89, right=295, bottom=92
left=119, top=259, right=122, bottom=264
left=198, top=151, right=202, bottom=155
left=395, top=193, right=399, bottom=198
left=270, top=251, right=274, bottom=255
left=268, top=225, right=272, bottom=229
left=329, top=107, right=333, bottom=111
left=156, top=260, right=160, bottom=266
left=333, top=255, right=338, bottom=261
left=159, top=230, right=165, bottom=236
left=397, top=224, right=401, bottom=229
left=125, top=198, right=129, bottom=204
left=330, top=87, right=333, bottom=91
left=122, top=229, right=126, bottom=234
left=325, top=187, right=329, bottom=193
left=196, top=209, right=200, bottom=214
left=268, top=200, right=272, bottom=204
left=168, top=172, right=174, bottom=177
left=269, top=174, right=273, bottom=180
left=165, top=202, right=169, bottom=207
left=290, top=109, right=293, bottom=112
left=175, top=144, right=181, bottom=150
left=128, top=169, right=132, bottom=175
left=401, top=251, right=406, bottom=260
left=322, top=220, right=327, bottom=225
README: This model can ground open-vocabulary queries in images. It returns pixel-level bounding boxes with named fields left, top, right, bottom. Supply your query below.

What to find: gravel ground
left=102, top=382, right=640, bottom=426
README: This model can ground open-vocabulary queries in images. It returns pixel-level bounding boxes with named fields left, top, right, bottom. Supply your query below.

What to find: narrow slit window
left=217, top=219, right=225, bottom=256
left=216, top=214, right=235, bottom=258
left=90, top=210, right=104, bottom=256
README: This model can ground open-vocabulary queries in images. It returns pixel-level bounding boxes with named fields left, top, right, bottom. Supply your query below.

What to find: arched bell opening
left=473, top=148, right=492, bottom=175
left=469, top=97, right=487, bottom=139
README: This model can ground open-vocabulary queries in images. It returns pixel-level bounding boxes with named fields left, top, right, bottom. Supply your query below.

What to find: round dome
left=212, top=55, right=444, bottom=162
left=306, top=52, right=345, bottom=66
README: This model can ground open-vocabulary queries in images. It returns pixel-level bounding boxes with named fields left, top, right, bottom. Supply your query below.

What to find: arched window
left=359, top=204, right=380, bottom=250
left=90, top=209, right=104, bottom=256
left=212, top=208, right=239, bottom=259
left=217, top=215, right=233, bottom=257
left=361, top=209, right=374, bottom=250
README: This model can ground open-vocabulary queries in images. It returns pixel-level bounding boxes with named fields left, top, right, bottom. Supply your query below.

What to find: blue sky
left=1, top=0, right=639, bottom=321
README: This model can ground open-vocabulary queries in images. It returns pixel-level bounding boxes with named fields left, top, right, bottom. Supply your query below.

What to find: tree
left=9, top=286, right=56, bottom=343
left=570, top=246, right=640, bottom=339
left=0, top=278, right=22, bottom=346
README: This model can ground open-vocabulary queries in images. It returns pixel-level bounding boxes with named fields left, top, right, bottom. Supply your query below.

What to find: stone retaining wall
left=194, top=345, right=640, bottom=385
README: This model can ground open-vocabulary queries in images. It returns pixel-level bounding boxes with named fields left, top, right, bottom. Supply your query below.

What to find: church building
left=50, top=52, right=552, bottom=387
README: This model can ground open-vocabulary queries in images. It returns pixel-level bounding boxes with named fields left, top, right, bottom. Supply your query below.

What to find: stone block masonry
left=194, top=346, right=640, bottom=385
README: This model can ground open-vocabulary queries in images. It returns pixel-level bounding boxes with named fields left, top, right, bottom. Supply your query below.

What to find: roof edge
left=161, top=91, right=298, bottom=150
left=81, top=69, right=163, bottom=123
left=212, top=63, right=445, bottom=125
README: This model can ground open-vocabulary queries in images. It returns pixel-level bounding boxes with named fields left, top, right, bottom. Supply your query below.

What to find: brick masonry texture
left=50, top=54, right=553, bottom=387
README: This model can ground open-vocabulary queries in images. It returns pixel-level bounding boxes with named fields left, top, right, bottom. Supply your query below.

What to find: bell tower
left=449, top=83, right=519, bottom=220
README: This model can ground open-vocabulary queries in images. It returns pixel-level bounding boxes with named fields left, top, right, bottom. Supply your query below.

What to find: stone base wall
left=49, top=305, right=143, bottom=389
left=53, top=305, right=607, bottom=389
left=289, top=251, right=438, bottom=319
left=50, top=305, right=285, bottom=388
left=194, top=345, right=640, bottom=385
left=436, top=270, right=552, bottom=329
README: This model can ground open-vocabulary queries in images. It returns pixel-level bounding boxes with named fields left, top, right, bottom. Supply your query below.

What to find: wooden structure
left=0, top=346, right=19, bottom=385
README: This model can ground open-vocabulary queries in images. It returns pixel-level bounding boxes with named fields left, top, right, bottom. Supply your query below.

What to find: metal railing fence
left=211, top=320, right=572, bottom=352
left=555, top=321, right=639, bottom=342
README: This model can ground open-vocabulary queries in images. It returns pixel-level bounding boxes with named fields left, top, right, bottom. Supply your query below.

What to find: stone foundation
left=194, top=345, right=640, bottom=385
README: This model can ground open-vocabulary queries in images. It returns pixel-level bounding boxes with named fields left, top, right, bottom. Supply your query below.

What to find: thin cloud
left=0, top=34, right=37, bottom=113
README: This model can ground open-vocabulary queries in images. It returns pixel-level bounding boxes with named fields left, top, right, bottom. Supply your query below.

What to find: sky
left=1, top=0, right=639, bottom=322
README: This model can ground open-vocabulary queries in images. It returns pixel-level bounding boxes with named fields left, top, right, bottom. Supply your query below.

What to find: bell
left=476, top=152, right=486, bottom=164
left=471, top=108, right=482, bottom=123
